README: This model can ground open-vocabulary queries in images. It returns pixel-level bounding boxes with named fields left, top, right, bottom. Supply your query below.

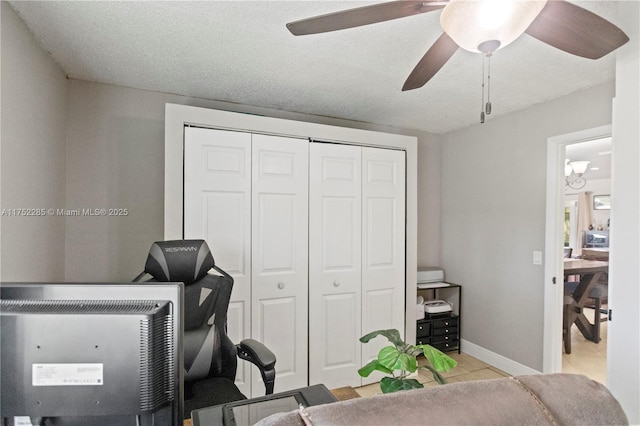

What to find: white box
left=417, top=267, right=444, bottom=283
left=424, top=300, right=453, bottom=314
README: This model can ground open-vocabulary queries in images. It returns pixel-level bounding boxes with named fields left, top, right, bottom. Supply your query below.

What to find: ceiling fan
left=286, top=0, right=629, bottom=92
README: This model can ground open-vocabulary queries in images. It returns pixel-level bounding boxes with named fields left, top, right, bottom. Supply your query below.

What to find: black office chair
left=133, top=239, right=276, bottom=418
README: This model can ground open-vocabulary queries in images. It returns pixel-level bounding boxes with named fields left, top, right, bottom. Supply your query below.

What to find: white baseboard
left=460, top=339, right=542, bottom=377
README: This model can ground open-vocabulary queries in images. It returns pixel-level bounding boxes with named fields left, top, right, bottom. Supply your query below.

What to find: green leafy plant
left=357, top=329, right=457, bottom=393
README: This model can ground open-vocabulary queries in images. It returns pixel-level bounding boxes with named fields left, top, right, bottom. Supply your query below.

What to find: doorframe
left=543, top=124, right=611, bottom=373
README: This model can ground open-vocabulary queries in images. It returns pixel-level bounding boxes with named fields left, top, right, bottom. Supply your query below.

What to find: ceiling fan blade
left=286, top=1, right=447, bottom=36
left=402, top=32, right=458, bottom=91
left=525, top=0, right=629, bottom=60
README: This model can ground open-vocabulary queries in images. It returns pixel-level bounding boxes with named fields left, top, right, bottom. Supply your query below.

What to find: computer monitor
left=1, top=282, right=184, bottom=426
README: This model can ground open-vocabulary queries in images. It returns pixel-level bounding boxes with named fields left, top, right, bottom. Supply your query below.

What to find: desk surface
left=190, top=384, right=337, bottom=426
left=184, top=385, right=350, bottom=425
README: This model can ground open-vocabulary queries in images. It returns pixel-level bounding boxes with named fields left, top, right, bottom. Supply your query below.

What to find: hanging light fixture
left=440, top=0, right=548, bottom=123
left=565, top=159, right=591, bottom=190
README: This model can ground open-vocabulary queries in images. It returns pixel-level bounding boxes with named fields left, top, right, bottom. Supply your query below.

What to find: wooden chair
left=563, top=295, right=575, bottom=354
left=583, top=284, right=608, bottom=343
left=563, top=280, right=608, bottom=350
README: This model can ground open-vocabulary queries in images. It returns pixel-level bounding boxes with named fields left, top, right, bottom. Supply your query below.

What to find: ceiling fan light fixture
left=440, top=0, right=548, bottom=53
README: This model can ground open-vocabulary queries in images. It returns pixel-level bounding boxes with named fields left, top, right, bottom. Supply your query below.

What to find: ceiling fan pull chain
left=486, top=54, right=492, bottom=115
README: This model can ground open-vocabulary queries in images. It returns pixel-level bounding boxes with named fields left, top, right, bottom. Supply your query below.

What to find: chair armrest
left=237, top=339, right=276, bottom=394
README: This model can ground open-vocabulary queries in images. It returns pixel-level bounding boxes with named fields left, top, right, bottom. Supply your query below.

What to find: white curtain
left=574, top=191, right=592, bottom=257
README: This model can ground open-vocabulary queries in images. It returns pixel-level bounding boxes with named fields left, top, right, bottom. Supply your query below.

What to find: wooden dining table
left=563, top=258, right=608, bottom=353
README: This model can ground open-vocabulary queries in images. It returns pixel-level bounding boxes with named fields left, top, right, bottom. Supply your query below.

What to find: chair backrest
left=135, top=239, right=237, bottom=382
left=142, top=239, right=214, bottom=283
left=563, top=247, right=573, bottom=258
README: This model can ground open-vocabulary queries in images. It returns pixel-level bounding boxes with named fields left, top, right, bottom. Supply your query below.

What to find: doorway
left=561, top=137, right=611, bottom=384
left=542, top=124, right=612, bottom=376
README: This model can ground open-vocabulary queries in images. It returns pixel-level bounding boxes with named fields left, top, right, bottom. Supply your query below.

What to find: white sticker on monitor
left=32, top=363, right=104, bottom=386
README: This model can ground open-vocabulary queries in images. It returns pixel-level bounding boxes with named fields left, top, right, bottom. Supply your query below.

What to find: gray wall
left=417, top=134, right=443, bottom=268
left=64, top=81, right=174, bottom=281
left=440, top=82, right=615, bottom=371
left=1, top=2, right=68, bottom=281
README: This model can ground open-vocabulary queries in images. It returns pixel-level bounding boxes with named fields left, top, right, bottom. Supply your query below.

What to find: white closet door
left=251, top=134, right=309, bottom=395
left=183, top=127, right=252, bottom=395
left=361, top=147, right=406, bottom=384
left=309, top=143, right=363, bottom=388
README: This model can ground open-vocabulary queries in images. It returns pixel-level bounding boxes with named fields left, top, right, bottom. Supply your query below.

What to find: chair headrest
left=144, top=240, right=214, bottom=284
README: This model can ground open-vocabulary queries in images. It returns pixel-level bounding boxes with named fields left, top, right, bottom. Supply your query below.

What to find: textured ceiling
left=9, top=1, right=622, bottom=134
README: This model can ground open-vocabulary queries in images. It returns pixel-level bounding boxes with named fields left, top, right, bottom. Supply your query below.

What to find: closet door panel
left=256, top=297, right=297, bottom=380
left=365, top=197, right=396, bottom=268
left=184, top=128, right=251, bottom=278
left=309, top=143, right=362, bottom=388
left=255, top=194, right=296, bottom=272
left=361, top=147, right=406, bottom=382
left=201, top=192, right=247, bottom=275
left=183, top=127, right=252, bottom=395
left=251, top=134, right=308, bottom=395
left=320, top=293, right=360, bottom=366
left=322, top=197, right=358, bottom=270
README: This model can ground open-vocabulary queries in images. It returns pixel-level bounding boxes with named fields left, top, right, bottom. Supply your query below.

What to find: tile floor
left=354, top=351, right=510, bottom=398
left=562, top=307, right=607, bottom=384
left=354, top=312, right=607, bottom=398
